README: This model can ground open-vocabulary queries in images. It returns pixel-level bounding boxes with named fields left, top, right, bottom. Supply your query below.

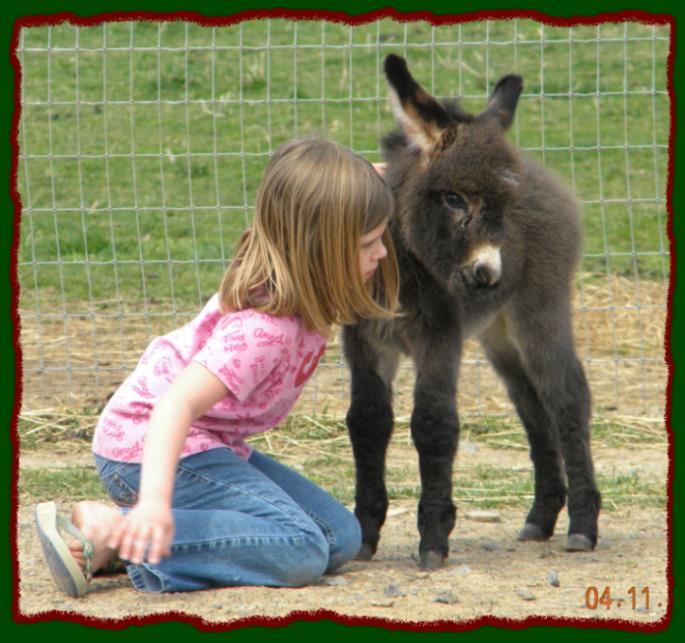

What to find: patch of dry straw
left=17, top=273, right=669, bottom=439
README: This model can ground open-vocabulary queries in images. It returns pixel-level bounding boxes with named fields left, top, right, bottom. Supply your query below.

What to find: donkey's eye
left=444, top=191, right=467, bottom=210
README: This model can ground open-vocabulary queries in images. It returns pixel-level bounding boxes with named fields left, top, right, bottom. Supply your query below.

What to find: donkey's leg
left=342, top=323, right=400, bottom=560
left=411, top=330, right=460, bottom=570
left=506, top=302, right=601, bottom=551
left=479, top=315, right=567, bottom=542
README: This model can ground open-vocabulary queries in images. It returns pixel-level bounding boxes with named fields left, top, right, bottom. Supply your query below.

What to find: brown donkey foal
left=343, top=54, right=601, bottom=570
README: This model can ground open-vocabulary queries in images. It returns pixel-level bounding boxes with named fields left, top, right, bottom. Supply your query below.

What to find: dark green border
left=3, top=0, right=680, bottom=640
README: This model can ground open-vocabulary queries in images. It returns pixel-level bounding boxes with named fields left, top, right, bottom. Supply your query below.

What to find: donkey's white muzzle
left=462, top=244, right=502, bottom=289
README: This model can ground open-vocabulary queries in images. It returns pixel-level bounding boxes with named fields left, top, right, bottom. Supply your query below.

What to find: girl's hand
left=372, top=162, right=387, bottom=177
left=107, top=498, right=174, bottom=565
left=108, top=362, right=228, bottom=566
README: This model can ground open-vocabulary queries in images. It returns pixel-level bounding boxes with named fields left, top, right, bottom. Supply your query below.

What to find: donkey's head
left=383, top=54, right=523, bottom=296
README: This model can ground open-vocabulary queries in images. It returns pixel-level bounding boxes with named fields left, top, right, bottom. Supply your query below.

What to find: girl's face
left=359, top=221, right=389, bottom=281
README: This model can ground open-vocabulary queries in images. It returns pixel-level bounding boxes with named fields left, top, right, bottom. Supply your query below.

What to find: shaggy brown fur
left=343, top=55, right=601, bottom=570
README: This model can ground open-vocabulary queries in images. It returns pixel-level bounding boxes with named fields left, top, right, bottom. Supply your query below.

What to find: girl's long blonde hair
left=219, top=138, right=399, bottom=334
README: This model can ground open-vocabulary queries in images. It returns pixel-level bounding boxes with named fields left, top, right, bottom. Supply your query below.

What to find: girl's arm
left=107, top=361, right=229, bottom=565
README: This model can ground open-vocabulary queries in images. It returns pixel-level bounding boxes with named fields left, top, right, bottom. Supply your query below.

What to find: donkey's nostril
left=473, top=261, right=500, bottom=288
left=458, top=244, right=502, bottom=292
left=474, top=265, right=491, bottom=286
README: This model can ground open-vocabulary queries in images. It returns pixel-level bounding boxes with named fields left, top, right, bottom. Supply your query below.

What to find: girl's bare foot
left=69, top=500, right=123, bottom=573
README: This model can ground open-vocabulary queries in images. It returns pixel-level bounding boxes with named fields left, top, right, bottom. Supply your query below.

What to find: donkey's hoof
left=356, top=543, right=375, bottom=561
left=517, top=523, right=550, bottom=542
left=419, top=551, right=446, bottom=570
left=566, top=533, right=594, bottom=552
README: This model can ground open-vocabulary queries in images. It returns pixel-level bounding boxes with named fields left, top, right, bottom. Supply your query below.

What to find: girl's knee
left=279, top=532, right=329, bottom=587
left=327, top=512, right=362, bottom=573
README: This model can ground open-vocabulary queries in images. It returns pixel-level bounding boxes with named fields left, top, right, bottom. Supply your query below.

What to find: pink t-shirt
left=92, top=294, right=327, bottom=462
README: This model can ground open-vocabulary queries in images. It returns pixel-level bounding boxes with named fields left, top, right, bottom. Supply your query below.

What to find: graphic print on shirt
left=127, top=400, right=153, bottom=424
left=222, top=326, right=248, bottom=353
left=194, top=309, right=223, bottom=340
left=100, top=416, right=125, bottom=442
left=294, top=344, right=326, bottom=388
left=131, top=376, right=154, bottom=400
left=153, top=356, right=175, bottom=383
left=111, top=438, right=145, bottom=463
left=93, top=297, right=328, bottom=463
left=254, top=327, right=289, bottom=348
left=218, top=360, right=246, bottom=395
left=250, top=354, right=269, bottom=385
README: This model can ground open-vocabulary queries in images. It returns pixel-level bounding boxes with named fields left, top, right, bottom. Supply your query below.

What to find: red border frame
left=9, top=7, right=676, bottom=633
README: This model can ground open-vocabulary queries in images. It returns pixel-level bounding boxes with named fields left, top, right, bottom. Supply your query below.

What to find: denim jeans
left=94, top=447, right=361, bottom=593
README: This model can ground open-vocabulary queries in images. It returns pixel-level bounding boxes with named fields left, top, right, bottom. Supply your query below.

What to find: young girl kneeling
left=35, top=138, right=398, bottom=596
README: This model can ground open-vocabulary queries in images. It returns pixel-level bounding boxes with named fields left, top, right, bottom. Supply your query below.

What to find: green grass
left=461, top=416, right=668, bottom=450
left=20, top=467, right=108, bottom=502
left=18, top=440, right=665, bottom=512
left=18, top=411, right=666, bottom=511
left=17, top=18, right=671, bottom=316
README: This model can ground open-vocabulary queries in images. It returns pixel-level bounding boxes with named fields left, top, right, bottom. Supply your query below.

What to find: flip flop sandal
left=34, top=501, right=93, bottom=598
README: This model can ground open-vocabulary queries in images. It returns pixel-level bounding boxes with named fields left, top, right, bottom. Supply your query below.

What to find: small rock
left=434, top=591, right=459, bottom=605
left=455, top=564, right=472, bottom=576
left=465, top=510, right=502, bottom=523
left=516, top=588, right=536, bottom=601
left=387, top=507, right=410, bottom=517
left=384, top=584, right=406, bottom=598
left=548, top=570, right=560, bottom=587
left=460, top=440, right=479, bottom=454
left=322, top=576, right=348, bottom=586
left=369, top=599, right=395, bottom=608
left=482, top=542, right=501, bottom=552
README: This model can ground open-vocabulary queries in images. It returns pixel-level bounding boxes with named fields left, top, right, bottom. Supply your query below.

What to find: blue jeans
left=94, top=447, right=361, bottom=593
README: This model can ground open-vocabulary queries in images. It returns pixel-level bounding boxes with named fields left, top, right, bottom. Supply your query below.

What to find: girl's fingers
left=117, top=527, right=138, bottom=563
left=104, top=508, right=173, bottom=564
left=129, top=525, right=152, bottom=564
left=111, top=518, right=148, bottom=563
left=106, top=516, right=127, bottom=550
left=147, top=525, right=171, bottom=564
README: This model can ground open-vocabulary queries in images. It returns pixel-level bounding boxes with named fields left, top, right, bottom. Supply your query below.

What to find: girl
left=35, top=138, right=398, bottom=596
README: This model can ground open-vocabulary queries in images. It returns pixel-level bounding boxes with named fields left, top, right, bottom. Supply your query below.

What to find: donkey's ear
left=384, top=54, right=449, bottom=160
left=479, top=74, right=523, bottom=130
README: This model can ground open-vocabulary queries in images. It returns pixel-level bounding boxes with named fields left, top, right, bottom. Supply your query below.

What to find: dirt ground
left=15, top=438, right=670, bottom=631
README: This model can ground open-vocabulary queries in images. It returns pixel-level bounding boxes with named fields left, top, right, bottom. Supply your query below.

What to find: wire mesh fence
left=15, top=15, right=671, bottom=422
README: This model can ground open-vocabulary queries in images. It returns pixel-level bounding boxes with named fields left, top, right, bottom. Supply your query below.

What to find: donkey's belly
left=460, top=306, right=499, bottom=339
